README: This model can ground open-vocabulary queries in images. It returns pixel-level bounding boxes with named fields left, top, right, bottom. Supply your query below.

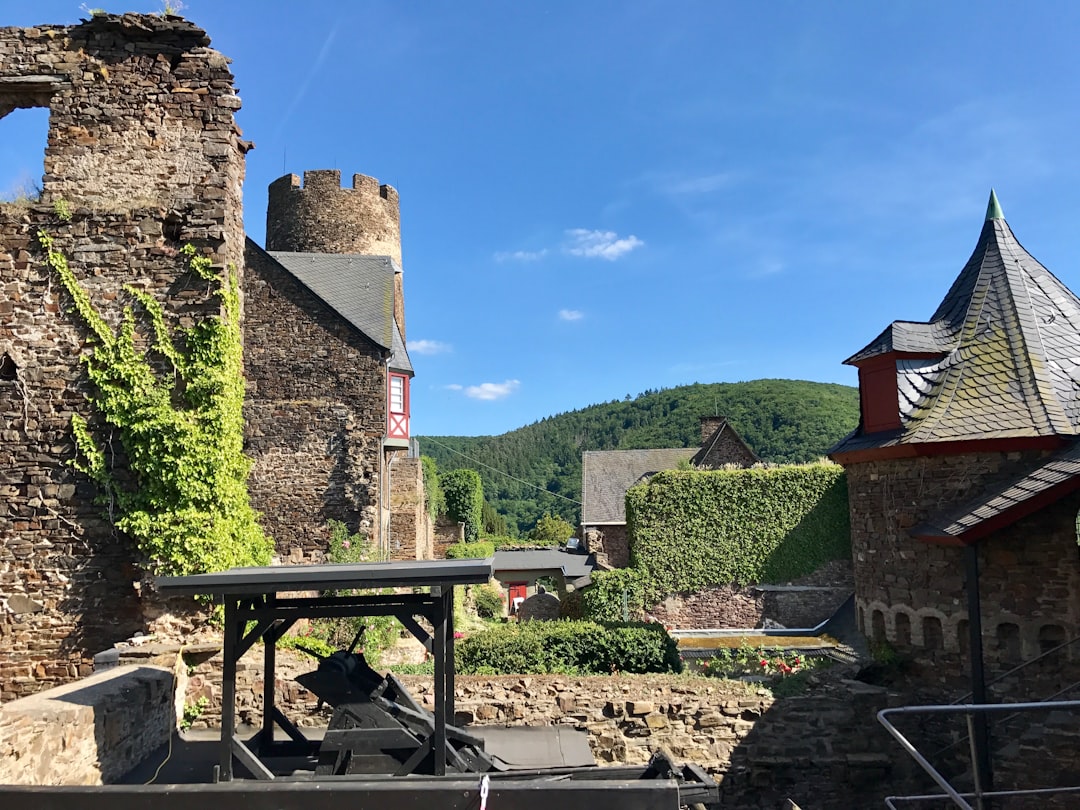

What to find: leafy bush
left=581, top=568, right=647, bottom=623
left=626, top=462, right=850, bottom=603
left=445, top=540, right=495, bottom=559
left=486, top=535, right=558, bottom=550
left=472, top=584, right=504, bottom=619
left=441, top=469, right=484, bottom=542
left=313, top=521, right=399, bottom=662
left=529, top=513, right=575, bottom=545
left=456, top=620, right=681, bottom=675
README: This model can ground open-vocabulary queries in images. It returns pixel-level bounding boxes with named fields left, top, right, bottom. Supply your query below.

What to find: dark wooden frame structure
left=156, top=558, right=493, bottom=781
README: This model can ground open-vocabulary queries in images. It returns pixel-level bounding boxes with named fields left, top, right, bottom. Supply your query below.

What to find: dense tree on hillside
left=419, top=379, right=859, bottom=534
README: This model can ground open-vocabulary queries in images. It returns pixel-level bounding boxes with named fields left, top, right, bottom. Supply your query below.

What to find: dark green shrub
left=441, top=469, right=484, bottom=542
left=445, top=540, right=495, bottom=559
left=473, top=584, right=504, bottom=618
left=581, top=568, right=647, bottom=623
left=456, top=620, right=681, bottom=675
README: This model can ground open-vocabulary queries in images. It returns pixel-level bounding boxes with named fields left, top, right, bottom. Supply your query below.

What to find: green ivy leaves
left=626, top=463, right=850, bottom=603
left=41, top=231, right=272, bottom=577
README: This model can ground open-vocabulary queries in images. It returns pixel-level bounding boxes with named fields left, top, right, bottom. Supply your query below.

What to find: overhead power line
left=421, top=437, right=583, bottom=506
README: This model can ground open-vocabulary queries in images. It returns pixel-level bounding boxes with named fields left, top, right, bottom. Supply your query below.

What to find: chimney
left=699, top=415, right=727, bottom=447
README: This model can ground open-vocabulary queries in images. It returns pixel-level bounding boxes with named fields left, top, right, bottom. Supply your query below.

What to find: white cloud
left=462, top=380, right=520, bottom=401
left=564, top=229, right=644, bottom=260
left=408, top=339, right=451, bottom=355
left=558, top=309, right=584, bottom=321
left=444, top=384, right=463, bottom=391
left=494, top=248, right=548, bottom=262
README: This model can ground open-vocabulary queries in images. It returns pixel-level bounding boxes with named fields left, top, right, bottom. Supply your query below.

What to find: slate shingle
left=833, top=194, right=1080, bottom=454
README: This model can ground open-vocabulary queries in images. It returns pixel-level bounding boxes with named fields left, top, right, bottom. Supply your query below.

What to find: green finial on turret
left=985, top=189, right=1004, bottom=221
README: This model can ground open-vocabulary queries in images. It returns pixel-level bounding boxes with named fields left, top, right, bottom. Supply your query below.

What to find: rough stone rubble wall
left=0, top=664, right=174, bottom=784
left=846, top=452, right=1080, bottom=694
left=0, top=14, right=247, bottom=701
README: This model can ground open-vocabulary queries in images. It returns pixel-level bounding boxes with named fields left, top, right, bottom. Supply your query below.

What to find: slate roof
left=581, top=448, right=696, bottom=524
left=911, top=441, right=1080, bottom=542
left=257, top=244, right=413, bottom=374
left=491, top=549, right=596, bottom=580
left=833, top=191, right=1080, bottom=454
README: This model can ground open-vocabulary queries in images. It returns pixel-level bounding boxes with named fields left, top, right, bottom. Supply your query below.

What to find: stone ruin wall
left=0, top=14, right=247, bottom=700
left=242, top=246, right=386, bottom=560
left=648, top=560, right=854, bottom=631
left=388, top=455, right=432, bottom=560
left=846, top=451, right=1080, bottom=696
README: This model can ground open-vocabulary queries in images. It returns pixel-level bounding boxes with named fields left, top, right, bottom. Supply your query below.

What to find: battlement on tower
left=266, top=170, right=402, bottom=265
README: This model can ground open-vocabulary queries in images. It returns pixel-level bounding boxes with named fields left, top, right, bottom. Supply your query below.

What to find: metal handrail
left=925, top=634, right=1080, bottom=762
left=877, top=700, right=1080, bottom=809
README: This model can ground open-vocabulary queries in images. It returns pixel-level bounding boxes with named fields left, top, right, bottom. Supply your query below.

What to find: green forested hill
left=418, top=379, right=859, bottom=534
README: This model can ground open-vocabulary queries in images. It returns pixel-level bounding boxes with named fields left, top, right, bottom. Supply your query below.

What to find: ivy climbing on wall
left=38, top=231, right=273, bottom=577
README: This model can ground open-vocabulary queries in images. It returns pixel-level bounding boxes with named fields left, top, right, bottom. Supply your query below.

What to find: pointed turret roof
left=834, top=191, right=1080, bottom=453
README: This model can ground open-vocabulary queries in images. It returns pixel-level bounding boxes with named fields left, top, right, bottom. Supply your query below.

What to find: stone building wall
left=846, top=452, right=1080, bottom=693
left=388, top=456, right=432, bottom=560
left=0, top=14, right=247, bottom=700
left=242, top=246, right=387, bottom=558
left=433, top=516, right=465, bottom=558
left=648, top=561, right=853, bottom=630
left=695, top=417, right=758, bottom=468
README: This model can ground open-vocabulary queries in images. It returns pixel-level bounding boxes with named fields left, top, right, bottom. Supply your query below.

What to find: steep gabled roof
left=259, top=246, right=413, bottom=374
left=834, top=191, right=1080, bottom=453
left=581, top=448, right=696, bottom=525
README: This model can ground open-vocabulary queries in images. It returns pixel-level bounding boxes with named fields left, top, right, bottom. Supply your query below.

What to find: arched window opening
left=1038, top=624, right=1067, bottom=656
left=871, top=610, right=886, bottom=645
left=923, top=616, right=944, bottom=651
left=895, top=612, right=912, bottom=647
left=996, top=622, right=1021, bottom=660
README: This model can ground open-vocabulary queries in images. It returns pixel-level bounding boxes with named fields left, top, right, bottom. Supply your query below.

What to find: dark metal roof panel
left=912, top=443, right=1080, bottom=538
left=492, top=549, right=596, bottom=580
left=156, top=558, right=493, bottom=597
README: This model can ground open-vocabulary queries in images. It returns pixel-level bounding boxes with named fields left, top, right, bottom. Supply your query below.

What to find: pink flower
left=341, top=540, right=351, bottom=550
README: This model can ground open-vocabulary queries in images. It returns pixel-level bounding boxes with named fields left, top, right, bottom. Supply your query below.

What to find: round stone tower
left=266, top=169, right=405, bottom=336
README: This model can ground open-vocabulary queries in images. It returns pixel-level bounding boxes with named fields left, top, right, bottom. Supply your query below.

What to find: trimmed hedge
left=456, top=620, right=681, bottom=675
left=626, top=462, right=850, bottom=602
left=581, top=568, right=647, bottom=623
left=445, top=540, right=495, bottom=559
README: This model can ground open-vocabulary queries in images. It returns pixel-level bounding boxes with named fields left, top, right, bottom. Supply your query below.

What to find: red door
left=509, top=582, right=527, bottom=614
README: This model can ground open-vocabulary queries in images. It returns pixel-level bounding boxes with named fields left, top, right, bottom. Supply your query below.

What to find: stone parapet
left=0, top=664, right=174, bottom=784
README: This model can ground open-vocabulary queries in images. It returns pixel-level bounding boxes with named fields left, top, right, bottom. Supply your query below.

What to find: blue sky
left=5, top=2, right=1080, bottom=437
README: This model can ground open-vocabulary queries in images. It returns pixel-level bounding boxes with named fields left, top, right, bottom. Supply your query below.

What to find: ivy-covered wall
left=0, top=14, right=250, bottom=700
left=626, top=463, right=851, bottom=603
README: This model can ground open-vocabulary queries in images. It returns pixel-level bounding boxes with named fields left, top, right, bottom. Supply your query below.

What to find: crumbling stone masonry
left=0, top=14, right=249, bottom=700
